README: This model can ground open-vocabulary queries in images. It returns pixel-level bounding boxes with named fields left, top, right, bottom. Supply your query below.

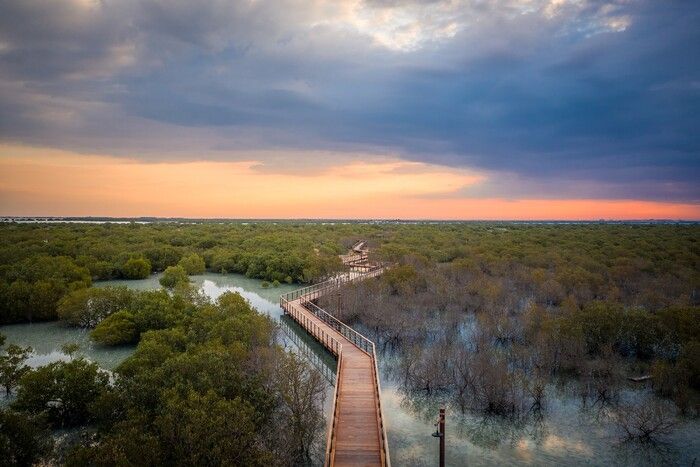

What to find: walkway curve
left=281, top=263, right=390, bottom=467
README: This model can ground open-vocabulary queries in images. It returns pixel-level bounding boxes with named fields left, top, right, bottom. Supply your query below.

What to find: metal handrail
left=280, top=263, right=390, bottom=467
left=301, top=300, right=374, bottom=355
left=281, top=266, right=383, bottom=304
left=281, top=296, right=342, bottom=356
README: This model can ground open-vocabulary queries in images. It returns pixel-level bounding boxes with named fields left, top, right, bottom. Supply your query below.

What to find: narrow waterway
left=0, top=273, right=336, bottom=404
left=2, top=273, right=698, bottom=466
left=0, top=322, right=133, bottom=371
left=0, top=273, right=317, bottom=370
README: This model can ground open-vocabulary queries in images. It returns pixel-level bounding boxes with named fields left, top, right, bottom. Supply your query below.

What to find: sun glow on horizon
left=0, top=145, right=698, bottom=220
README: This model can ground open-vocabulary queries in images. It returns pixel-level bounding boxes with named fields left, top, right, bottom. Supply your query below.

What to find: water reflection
left=0, top=322, right=133, bottom=371
left=278, top=316, right=337, bottom=384
left=378, top=356, right=699, bottom=466
left=3, top=274, right=699, bottom=465
left=1, top=272, right=331, bottom=378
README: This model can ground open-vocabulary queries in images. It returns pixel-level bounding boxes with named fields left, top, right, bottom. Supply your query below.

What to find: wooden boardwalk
left=281, top=264, right=390, bottom=467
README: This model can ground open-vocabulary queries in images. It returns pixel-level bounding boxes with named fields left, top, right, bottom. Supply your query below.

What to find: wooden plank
left=285, top=298, right=384, bottom=466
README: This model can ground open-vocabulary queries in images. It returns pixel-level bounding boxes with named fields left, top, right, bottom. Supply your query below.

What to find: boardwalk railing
left=339, top=251, right=368, bottom=265
left=302, top=296, right=391, bottom=467
left=351, top=240, right=367, bottom=252
left=280, top=266, right=383, bottom=304
left=301, top=300, right=374, bottom=355
left=281, top=295, right=342, bottom=356
left=370, top=343, right=389, bottom=467
left=280, top=262, right=390, bottom=467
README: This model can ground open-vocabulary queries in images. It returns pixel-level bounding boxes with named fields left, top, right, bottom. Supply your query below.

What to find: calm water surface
left=379, top=376, right=700, bottom=466
left=0, top=322, right=133, bottom=371
left=2, top=273, right=698, bottom=465
left=1, top=273, right=303, bottom=370
left=0, top=273, right=335, bottom=394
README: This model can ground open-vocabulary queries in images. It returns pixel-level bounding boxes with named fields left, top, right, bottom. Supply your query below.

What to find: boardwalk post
left=337, top=289, right=342, bottom=319
left=432, top=407, right=445, bottom=467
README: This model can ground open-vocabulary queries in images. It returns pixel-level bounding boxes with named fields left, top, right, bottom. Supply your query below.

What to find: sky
left=0, top=0, right=698, bottom=219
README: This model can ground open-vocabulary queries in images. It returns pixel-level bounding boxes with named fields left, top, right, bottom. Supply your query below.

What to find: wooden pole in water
left=439, top=408, right=445, bottom=467
left=432, top=407, right=446, bottom=467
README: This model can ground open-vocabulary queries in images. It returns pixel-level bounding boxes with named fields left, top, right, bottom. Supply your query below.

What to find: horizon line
left=2, top=215, right=699, bottom=223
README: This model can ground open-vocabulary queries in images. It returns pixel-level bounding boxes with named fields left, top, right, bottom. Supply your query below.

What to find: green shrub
left=0, top=256, right=91, bottom=324
left=13, top=358, right=109, bottom=427
left=121, top=257, right=151, bottom=280
left=0, top=409, right=52, bottom=466
left=91, top=311, right=139, bottom=345
left=159, top=266, right=189, bottom=289
left=58, top=286, right=135, bottom=327
left=178, top=253, right=206, bottom=275
left=73, top=290, right=319, bottom=465
left=382, top=264, right=417, bottom=295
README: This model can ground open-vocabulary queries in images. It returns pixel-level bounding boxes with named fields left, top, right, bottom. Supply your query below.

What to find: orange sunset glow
left=0, top=0, right=698, bottom=220
left=1, top=145, right=697, bottom=219
left=1, top=2, right=700, bottom=465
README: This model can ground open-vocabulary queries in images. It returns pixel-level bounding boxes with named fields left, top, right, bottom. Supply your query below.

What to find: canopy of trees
left=4, top=290, right=326, bottom=465
left=159, top=265, right=189, bottom=289
left=14, top=358, right=110, bottom=428
left=0, top=409, right=52, bottom=466
left=0, top=220, right=698, bottom=461
left=0, top=222, right=349, bottom=323
left=178, top=253, right=206, bottom=275
left=316, top=223, right=699, bottom=419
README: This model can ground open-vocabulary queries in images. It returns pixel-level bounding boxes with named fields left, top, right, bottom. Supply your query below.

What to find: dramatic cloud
left=0, top=0, right=698, bottom=208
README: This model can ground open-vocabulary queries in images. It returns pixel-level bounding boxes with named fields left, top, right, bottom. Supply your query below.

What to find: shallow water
left=93, top=273, right=335, bottom=371
left=95, top=272, right=295, bottom=312
left=0, top=322, right=133, bottom=371
left=2, top=274, right=698, bottom=465
left=0, top=272, right=336, bottom=458
left=378, top=375, right=700, bottom=466
left=0, top=273, right=304, bottom=371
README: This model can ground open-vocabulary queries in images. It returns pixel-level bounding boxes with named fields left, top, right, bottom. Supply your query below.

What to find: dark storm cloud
left=0, top=0, right=698, bottom=202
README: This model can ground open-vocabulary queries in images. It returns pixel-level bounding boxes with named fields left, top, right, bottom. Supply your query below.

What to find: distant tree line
left=0, top=223, right=347, bottom=324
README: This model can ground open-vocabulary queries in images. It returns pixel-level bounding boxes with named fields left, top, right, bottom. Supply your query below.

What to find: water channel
left=2, top=273, right=698, bottom=466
